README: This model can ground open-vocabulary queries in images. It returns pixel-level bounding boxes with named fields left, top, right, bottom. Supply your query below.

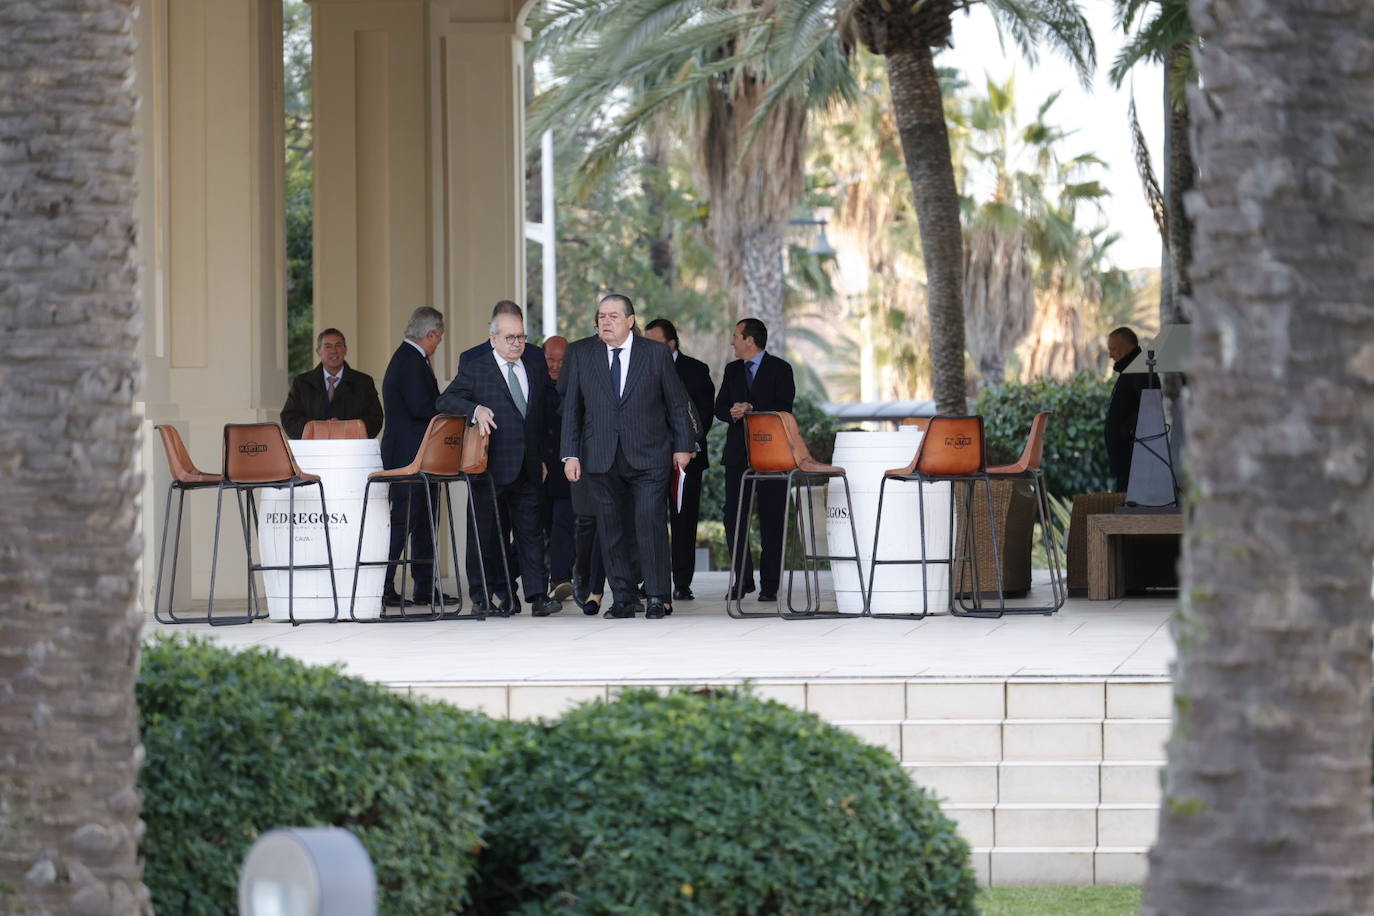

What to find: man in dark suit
left=560, top=294, right=695, bottom=620
left=541, top=335, right=576, bottom=599
left=715, top=317, right=795, bottom=602
left=1104, top=326, right=1155, bottom=492
left=280, top=328, right=384, bottom=439
left=380, top=306, right=454, bottom=608
left=643, top=318, right=714, bottom=601
left=456, top=300, right=546, bottom=608
left=437, top=311, right=561, bottom=617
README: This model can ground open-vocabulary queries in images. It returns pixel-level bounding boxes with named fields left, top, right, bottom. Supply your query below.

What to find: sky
left=941, top=2, right=1166, bottom=271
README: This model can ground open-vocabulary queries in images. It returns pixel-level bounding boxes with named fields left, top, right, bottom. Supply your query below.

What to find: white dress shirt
left=491, top=347, right=529, bottom=404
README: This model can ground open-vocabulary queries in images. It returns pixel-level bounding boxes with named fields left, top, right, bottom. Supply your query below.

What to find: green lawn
left=978, top=885, right=1142, bottom=915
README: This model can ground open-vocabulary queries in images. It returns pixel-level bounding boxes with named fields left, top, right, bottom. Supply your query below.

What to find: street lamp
left=788, top=211, right=837, bottom=258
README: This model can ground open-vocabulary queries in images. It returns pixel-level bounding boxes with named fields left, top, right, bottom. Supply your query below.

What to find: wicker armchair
left=955, top=479, right=1037, bottom=598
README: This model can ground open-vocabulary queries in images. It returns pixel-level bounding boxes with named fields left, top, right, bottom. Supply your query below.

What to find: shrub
left=976, top=372, right=1115, bottom=499
left=137, top=637, right=496, bottom=915
left=475, top=688, right=977, bottom=914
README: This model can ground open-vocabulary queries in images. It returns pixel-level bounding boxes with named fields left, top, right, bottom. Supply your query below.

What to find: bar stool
left=986, top=410, right=1065, bottom=615
left=865, top=415, right=1007, bottom=619
left=207, top=423, right=340, bottom=626
left=349, top=415, right=500, bottom=621
left=726, top=411, right=867, bottom=620
left=151, top=425, right=223, bottom=624
left=301, top=418, right=368, bottom=440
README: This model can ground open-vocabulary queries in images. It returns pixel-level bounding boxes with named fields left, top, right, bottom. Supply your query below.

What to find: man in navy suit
left=643, top=317, right=714, bottom=601
left=715, top=317, right=795, bottom=602
left=560, top=294, right=695, bottom=619
left=437, top=311, right=561, bottom=617
left=380, top=306, right=454, bottom=607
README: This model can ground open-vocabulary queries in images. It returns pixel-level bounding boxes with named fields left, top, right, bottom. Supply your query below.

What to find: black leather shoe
left=645, top=598, right=669, bottom=619
left=530, top=595, right=562, bottom=617
left=416, top=592, right=461, bottom=607
left=603, top=601, right=641, bottom=619
left=673, top=587, right=695, bottom=601
left=726, top=582, right=756, bottom=601
left=582, top=598, right=601, bottom=616
left=382, top=592, right=407, bottom=608
left=757, top=591, right=778, bottom=603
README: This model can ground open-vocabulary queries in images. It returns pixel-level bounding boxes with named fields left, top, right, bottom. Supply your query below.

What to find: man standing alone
left=1104, top=326, right=1152, bottom=493
left=560, top=295, right=695, bottom=620
left=380, top=306, right=454, bottom=607
left=643, top=318, right=714, bottom=601
left=280, top=328, right=383, bottom=439
left=715, top=318, right=794, bottom=603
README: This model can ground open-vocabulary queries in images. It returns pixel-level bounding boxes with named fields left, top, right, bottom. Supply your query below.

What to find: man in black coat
left=560, top=294, right=695, bottom=620
left=280, top=328, right=384, bottom=438
left=380, top=306, right=452, bottom=607
left=437, top=311, right=561, bottom=617
left=644, top=317, right=714, bottom=601
left=541, top=335, right=576, bottom=598
left=1104, top=326, right=1154, bottom=493
left=714, top=317, right=795, bottom=602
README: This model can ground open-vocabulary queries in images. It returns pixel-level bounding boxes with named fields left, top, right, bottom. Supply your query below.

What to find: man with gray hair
left=380, top=306, right=455, bottom=607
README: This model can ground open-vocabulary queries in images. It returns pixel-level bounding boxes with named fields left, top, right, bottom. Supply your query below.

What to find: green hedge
left=976, top=372, right=1114, bottom=500
left=137, top=637, right=494, bottom=915
left=474, top=687, right=977, bottom=914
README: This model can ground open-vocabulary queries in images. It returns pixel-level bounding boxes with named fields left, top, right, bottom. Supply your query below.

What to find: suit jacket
left=675, top=353, right=715, bottom=472
left=1105, top=346, right=1154, bottom=483
left=714, top=352, right=796, bottom=467
left=280, top=362, right=384, bottom=439
left=559, top=334, right=695, bottom=473
left=437, top=344, right=549, bottom=486
left=380, top=342, right=440, bottom=470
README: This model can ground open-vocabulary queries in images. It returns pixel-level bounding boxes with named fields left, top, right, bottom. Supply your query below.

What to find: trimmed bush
left=976, top=372, right=1115, bottom=499
left=137, top=637, right=497, bottom=915
left=475, top=688, right=977, bottom=914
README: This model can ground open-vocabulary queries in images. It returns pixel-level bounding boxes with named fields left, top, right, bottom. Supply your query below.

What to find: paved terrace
left=146, top=572, right=1176, bottom=687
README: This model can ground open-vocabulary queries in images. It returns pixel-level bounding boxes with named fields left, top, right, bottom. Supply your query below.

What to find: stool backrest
left=302, top=418, right=368, bottom=440
left=915, top=416, right=987, bottom=477
left=900, top=417, right=930, bottom=430
left=412, top=415, right=467, bottom=476
left=745, top=412, right=799, bottom=473
left=459, top=420, right=490, bottom=475
left=155, top=424, right=216, bottom=483
left=1011, top=410, right=1053, bottom=473
left=223, top=423, right=301, bottom=484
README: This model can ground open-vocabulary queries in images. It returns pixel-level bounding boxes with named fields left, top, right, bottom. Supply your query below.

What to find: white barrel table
left=826, top=428, right=953, bottom=614
left=257, top=439, right=390, bottom=621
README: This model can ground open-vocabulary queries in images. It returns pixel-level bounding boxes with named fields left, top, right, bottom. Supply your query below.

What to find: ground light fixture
left=238, top=828, right=376, bottom=916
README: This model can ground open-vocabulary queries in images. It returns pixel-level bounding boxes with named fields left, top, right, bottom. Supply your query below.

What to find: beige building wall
left=136, top=0, right=536, bottom=604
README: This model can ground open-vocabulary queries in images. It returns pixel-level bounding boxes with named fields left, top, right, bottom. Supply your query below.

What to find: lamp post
left=787, top=212, right=837, bottom=257
left=238, top=828, right=376, bottom=916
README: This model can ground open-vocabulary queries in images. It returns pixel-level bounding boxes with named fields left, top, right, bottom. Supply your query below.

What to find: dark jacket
left=280, top=362, right=383, bottom=439
left=380, top=342, right=439, bottom=470
left=675, top=352, right=715, bottom=472
left=559, top=334, right=695, bottom=473
left=714, top=352, right=796, bottom=468
left=437, top=344, right=550, bottom=486
left=1104, top=346, right=1154, bottom=488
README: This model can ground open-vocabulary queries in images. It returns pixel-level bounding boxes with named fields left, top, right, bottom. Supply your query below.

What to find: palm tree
left=1110, top=0, right=1195, bottom=328
left=0, top=0, right=149, bottom=912
left=1142, top=0, right=1374, bottom=910
left=840, top=0, right=1094, bottom=412
left=529, top=0, right=857, bottom=350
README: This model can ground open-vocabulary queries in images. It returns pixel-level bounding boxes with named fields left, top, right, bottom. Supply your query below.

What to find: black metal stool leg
left=350, top=478, right=371, bottom=620
left=154, top=481, right=178, bottom=623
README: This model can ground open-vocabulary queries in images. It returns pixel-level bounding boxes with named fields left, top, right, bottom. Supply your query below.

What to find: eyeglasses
left=498, top=334, right=528, bottom=345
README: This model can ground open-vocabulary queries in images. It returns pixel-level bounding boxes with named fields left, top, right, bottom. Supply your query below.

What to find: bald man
left=542, top=335, right=576, bottom=599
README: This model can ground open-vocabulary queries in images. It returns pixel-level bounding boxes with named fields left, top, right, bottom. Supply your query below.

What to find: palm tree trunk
left=1142, top=1, right=1374, bottom=911
left=883, top=44, right=966, bottom=414
left=642, top=124, right=674, bottom=287
left=0, top=0, right=150, bottom=912
left=1162, top=42, right=1193, bottom=322
left=738, top=222, right=785, bottom=349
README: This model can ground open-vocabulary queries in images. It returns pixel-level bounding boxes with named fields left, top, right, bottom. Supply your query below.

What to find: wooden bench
left=1087, top=512, right=1183, bottom=600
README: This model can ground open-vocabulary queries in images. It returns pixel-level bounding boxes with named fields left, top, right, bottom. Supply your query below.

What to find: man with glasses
left=560, top=294, right=695, bottom=620
left=438, top=311, right=561, bottom=617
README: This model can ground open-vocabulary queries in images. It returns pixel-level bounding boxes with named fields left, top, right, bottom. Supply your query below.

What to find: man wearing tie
left=437, top=312, right=561, bottom=617
left=560, top=294, right=695, bottom=620
left=279, top=328, right=384, bottom=439
left=715, top=317, right=795, bottom=602
left=380, top=306, right=454, bottom=608
left=643, top=317, right=715, bottom=601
